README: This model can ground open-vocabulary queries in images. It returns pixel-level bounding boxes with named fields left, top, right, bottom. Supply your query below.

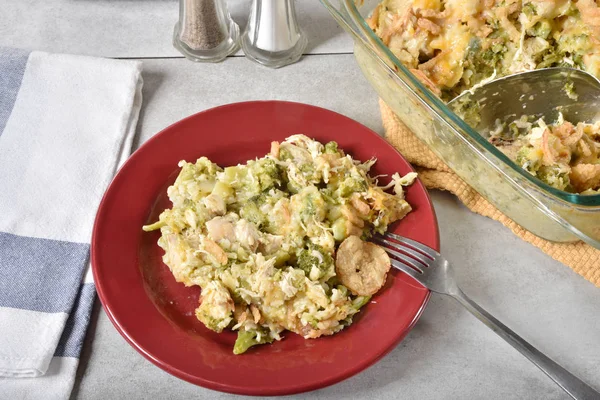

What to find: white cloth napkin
left=0, top=47, right=143, bottom=399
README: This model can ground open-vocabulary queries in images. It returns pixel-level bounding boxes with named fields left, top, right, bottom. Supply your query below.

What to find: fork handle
left=450, top=289, right=599, bottom=400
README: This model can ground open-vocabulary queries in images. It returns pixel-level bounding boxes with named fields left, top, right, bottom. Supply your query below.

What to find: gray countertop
left=3, top=2, right=599, bottom=399
left=2, top=0, right=352, bottom=58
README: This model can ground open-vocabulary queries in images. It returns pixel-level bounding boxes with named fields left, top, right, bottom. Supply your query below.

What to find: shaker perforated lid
left=241, top=0, right=307, bottom=68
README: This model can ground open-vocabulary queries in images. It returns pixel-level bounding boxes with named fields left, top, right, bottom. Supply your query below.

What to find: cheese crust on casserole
left=368, top=0, right=600, bottom=100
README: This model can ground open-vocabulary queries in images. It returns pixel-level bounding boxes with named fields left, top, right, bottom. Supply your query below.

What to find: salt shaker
left=173, top=0, right=240, bottom=63
left=241, top=0, right=307, bottom=68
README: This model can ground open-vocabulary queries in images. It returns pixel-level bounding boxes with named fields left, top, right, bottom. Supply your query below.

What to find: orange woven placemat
left=380, top=99, right=600, bottom=287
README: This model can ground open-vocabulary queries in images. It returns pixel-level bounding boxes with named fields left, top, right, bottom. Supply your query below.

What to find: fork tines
left=373, top=233, right=435, bottom=275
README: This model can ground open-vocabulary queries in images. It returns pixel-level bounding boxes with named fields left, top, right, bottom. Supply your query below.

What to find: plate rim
left=91, top=100, right=439, bottom=396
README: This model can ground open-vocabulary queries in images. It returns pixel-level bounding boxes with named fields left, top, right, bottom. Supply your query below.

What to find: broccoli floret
left=211, top=181, right=233, bottom=199
left=298, top=163, right=322, bottom=184
left=563, top=81, right=578, bottom=100
left=233, top=329, right=274, bottom=354
left=285, top=180, right=303, bottom=195
left=176, top=162, right=197, bottom=181
left=193, top=157, right=222, bottom=177
left=466, top=37, right=482, bottom=57
left=301, top=196, right=316, bottom=219
left=450, top=94, right=481, bottom=127
left=523, top=2, right=537, bottom=17
left=195, top=301, right=232, bottom=334
left=250, top=158, right=282, bottom=191
left=296, top=187, right=326, bottom=222
left=240, top=201, right=265, bottom=227
left=173, top=159, right=219, bottom=194
left=221, top=165, right=247, bottom=188
left=516, top=147, right=542, bottom=174
left=564, top=3, right=580, bottom=17
left=338, top=176, right=368, bottom=197
left=335, top=285, right=349, bottom=297
left=527, top=20, right=552, bottom=39
left=299, top=163, right=314, bottom=174
left=248, top=189, right=287, bottom=207
left=352, top=295, right=371, bottom=310
left=324, top=141, right=339, bottom=154
left=331, top=217, right=347, bottom=241
left=295, top=243, right=334, bottom=280
left=536, top=165, right=571, bottom=191
left=558, top=34, right=589, bottom=54
left=279, top=147, right=293, bottom=162
left=243, top=193, right=266, bottom=210
left=271, top=249, right=292, bottom=267
left=481, top=44, right=505, bottom=66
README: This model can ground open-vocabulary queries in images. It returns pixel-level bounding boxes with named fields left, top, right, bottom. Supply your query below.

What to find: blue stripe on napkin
left=54, top=283, right=95, bottom=358
left=0, top=232, right=89, bottom=313
left=0, top=47, right=29, bottom=135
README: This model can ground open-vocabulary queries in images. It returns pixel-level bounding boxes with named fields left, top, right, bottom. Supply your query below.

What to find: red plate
left=92, top=101, right=439, bottom=396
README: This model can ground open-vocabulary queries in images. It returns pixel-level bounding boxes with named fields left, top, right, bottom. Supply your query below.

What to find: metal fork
left=373, top=232, right=599, bottom=400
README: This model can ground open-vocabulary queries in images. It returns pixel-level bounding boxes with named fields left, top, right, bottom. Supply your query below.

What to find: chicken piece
left=235, top=219, right=260, bottom=252
left=205, top=216, right=235, bottom=242
left=259, top=233, right=284, bottom=255
left=203, top=193, right=226, bottom=216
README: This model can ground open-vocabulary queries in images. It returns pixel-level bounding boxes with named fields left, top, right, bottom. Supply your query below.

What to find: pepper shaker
left=241, top=0, right=307, bottom=68
left=173, top=0, right=240, bottom=63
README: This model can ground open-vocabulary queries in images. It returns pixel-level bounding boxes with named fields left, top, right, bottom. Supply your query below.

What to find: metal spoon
left=448, top=67, right=600, bottom=136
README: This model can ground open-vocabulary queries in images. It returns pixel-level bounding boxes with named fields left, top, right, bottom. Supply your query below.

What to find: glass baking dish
left=320, top=0, right=600, bottom=249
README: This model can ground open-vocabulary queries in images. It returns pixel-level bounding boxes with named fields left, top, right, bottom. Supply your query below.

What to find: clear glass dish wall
left=321, top=0, right=600, bottom=249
